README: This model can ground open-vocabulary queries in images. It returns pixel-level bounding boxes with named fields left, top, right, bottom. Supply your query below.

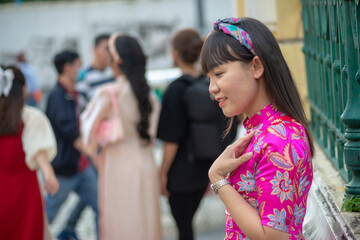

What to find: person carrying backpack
left=157, top=28, right=238, bottom=240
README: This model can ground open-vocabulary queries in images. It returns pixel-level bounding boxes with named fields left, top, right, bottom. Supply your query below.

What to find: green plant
left=341, top=195, right=360, bottom=212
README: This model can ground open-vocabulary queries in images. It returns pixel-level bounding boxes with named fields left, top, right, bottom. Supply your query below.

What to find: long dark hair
left=0, top=66, right=26, bottom=136
left=200, top=17, right=314, bottom=156
left=172, top=28, right=203, bottom=64
left=114, top=35, right=152, bottom=144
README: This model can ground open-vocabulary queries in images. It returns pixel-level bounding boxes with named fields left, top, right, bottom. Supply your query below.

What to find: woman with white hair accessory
left=0, top=65, right=59, bottom=240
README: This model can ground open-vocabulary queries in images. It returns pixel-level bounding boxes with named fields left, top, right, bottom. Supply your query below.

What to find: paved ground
left=49, top=192, right=226, bottom=240
left=47, top=130, right=358, bottom=240
left=48, top=142, right=227, bottom=240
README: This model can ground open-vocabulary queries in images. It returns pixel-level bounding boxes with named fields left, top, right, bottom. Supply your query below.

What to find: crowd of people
left=0, top=17, right=313, bottom=240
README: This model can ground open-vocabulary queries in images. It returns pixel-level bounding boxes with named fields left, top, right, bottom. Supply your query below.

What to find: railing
left=0, top=0, right=128, bottom=4
left=301, top=0, right=360, bottom=197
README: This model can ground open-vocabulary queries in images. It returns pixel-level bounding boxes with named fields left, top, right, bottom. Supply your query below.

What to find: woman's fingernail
left=246, top=152, right=253, bottom=157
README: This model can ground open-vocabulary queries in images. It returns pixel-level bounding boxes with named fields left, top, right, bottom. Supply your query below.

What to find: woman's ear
left=172, top=49, right=181, bottom=65
left=111, top=59, right=122, bottom=76
left=172, top=48, right=179, bottom=59
left=251, top=56, right=264, bottom=80
left=22, top=85, right=27, bottom=98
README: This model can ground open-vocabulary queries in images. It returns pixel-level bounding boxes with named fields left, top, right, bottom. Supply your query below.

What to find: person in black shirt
left=157, top=29, right=237, bottom=240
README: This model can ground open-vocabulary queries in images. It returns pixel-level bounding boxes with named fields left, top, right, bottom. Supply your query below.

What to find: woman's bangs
left=201, top=32, right=239, bottom=74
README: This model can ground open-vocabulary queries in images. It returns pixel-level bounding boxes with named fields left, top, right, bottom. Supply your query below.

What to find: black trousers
left=168, top=187, right=208, bottom=240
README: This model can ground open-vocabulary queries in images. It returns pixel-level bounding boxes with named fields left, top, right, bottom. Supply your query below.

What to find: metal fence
left=301, top=0, right=360, bottom=197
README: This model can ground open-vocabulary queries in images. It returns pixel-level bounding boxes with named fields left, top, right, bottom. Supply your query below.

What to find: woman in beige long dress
left=80, top=34, right=162, bottom=240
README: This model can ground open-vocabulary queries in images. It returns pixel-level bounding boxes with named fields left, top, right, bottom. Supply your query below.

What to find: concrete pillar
left=236, top=0, right=245, bottom=17
left=275, top=0, right=310, bottom=118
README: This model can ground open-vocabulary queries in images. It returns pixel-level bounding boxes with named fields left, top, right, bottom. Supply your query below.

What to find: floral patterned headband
left=213, top=18, right=256, bottom=55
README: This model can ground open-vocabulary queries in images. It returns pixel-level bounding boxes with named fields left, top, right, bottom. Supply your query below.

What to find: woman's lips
left=216, top=97, right=226, bottom=107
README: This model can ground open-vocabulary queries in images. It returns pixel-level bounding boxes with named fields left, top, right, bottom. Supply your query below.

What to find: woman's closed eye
left=215, top=72, right=224, bottom=78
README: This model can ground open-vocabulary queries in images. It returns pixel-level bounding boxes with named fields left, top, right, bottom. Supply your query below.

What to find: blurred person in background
left=16, top=52, right=43, bottom=107
left=60, top=33, right=113, bottom=240
left=45, top=50, right=99, bottom=240
left=157, top=29, right=237, bottom=240
left=76, top=33, right=114, bottom=111
left=0, top=65, right=59, bottom=240
left=81, top=33, right=162, bottom=240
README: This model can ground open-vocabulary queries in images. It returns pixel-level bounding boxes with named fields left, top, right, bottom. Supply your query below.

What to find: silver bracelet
left=210, top=178, right=230, bottom=194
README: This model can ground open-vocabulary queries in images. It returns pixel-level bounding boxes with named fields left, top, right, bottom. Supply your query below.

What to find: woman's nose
left=209, top=79, right=219, bottom=95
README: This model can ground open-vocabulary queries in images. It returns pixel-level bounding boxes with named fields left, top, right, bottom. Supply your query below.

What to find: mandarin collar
left=243, top=103, right=278, bottom=130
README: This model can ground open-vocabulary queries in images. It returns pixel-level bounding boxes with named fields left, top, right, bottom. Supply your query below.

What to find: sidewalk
left=49, top=191, right=226, bottom=240
left=48, top=142, right=227, bottom=240
left=48, top=137, right=360, bottom=240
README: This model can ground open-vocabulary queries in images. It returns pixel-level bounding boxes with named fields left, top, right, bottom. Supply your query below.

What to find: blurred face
left=208, top=60, right=260, bottom=117
left=171, top=47, right=178, bottom=67
left=109, top=54, right=122, bottom=77
left=94, top=39, right=110, bottom=69
left=67, top=58, right=82, bottom=82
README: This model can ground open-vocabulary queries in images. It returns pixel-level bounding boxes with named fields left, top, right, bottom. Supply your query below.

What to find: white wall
left=0, top=0, right=234, bottom=90
left=245, top=0, right=277, bottom=31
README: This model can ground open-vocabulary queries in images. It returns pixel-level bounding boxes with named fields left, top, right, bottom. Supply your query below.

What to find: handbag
left=95, top=85, right=124, bottom=147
